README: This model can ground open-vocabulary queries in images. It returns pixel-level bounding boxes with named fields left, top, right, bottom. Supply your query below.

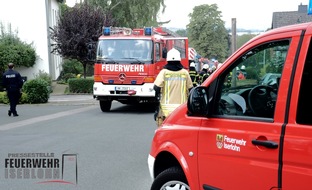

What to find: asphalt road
left=0, top=95, right=156, bottom=190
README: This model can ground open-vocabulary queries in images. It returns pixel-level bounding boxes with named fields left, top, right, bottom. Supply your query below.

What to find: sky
left=66, top=0, right=308, bottom=31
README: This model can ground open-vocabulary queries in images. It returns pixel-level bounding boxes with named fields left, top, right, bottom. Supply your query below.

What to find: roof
left=272, top=4, right=312, bottom=29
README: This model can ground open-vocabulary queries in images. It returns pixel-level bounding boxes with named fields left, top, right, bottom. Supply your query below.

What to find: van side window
left=297, top=39, right=312, bottom=124
left=216, top=40, right=289, bottom=118
left=156, top=43, right=160, bottom=61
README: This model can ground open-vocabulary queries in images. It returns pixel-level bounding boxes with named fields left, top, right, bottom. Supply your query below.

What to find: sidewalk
left=49, top=81, right=97, bottom=105
left=0, top=83, right=97, bottom=125
left=51, top=81, right=68, bottom=95
left=48, top=94, right=97, bottom=105
left=0, top=82, right=97, bottom=106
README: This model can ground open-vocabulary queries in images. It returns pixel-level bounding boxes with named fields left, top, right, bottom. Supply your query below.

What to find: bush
left=62, top=73, right=77, bottom=83
left=57, top=59, right=83, bottom=82
left=19, top=92, right=28, bottom=103
left=0, top=91, right=27, bottom=104
left=0, top=24, right=36, bottom=72
left=68, top=78, right=93, bottom=93
left=245, top=67, right=259, bottom=80
left=22, top=79, right=50, bottom=103
left=33, top=70, right=53, bottom=93
left=0, top=91, right=9, bottom=104
left=34, top=70, right=52, bottom=86
left=0, top=75, right=3, bottom=92
left=60, top=59, right=94, bottom=81
left=62, top=59, right=83, bottom=75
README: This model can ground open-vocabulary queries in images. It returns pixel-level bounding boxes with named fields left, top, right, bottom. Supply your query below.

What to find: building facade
left=0, top=0, right=63, bottom=80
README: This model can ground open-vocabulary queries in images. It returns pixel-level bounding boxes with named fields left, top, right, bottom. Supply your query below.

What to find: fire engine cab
left=93, top=26, right=189, bottom=112
left=148, top=22, right=312, bottom=189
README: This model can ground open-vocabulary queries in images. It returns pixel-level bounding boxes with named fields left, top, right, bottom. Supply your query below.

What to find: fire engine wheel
left=151, top=167, right=190, bottom=190
left=99, top=100, right=112, bottom=112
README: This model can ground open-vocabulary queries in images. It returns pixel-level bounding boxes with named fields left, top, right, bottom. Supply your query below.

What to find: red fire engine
left=93, top=26, right=189, bottom=112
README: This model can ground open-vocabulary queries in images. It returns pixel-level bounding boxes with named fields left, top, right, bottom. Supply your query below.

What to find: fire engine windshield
left=96, top=39, right=152, bottom=63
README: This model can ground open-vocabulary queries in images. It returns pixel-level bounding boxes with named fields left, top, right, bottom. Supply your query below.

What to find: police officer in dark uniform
left=2, top=63, right=23, bottom=117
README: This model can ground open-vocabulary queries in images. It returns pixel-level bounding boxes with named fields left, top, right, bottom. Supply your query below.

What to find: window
left=297, top=39, right=312, bottom=125
left=96, top=39, right=152, bottom=61
left=172, top=39, right=187, bottom=59
left=156, top=43, right=160, bottom=61
left=215, top=40, right=289, bottom=118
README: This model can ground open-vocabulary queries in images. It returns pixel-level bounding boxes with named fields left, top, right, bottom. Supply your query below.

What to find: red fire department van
left=93, top=27, right=189, bottom=112
left=148, top=22, right=312, bottom=190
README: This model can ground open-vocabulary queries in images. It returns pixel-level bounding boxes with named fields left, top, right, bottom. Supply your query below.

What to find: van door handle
left=252, top=139, right=278, bottom=149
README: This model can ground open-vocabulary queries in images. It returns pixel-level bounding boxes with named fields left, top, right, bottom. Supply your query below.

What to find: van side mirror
left=187, top=86, right=209, bottom=116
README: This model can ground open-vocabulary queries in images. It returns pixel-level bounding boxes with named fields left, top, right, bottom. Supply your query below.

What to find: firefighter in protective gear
left=199, top=64, right=210, bottom=84
left=210, top=65, right=217, bottom=74
left=240, top=65, right=247, bottom=78
left=153, top=48, right=193, bottom=127
left=224, top=72, right=232, bottom=88
left=189, top=62, right=199, bottom=87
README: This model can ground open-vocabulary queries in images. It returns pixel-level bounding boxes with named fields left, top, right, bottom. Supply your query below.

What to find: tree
left=86, top=0, right=166, bottom=28
left=237, top=34, right=257, bottom=49
left=0, top=23, right=36, bottom=73
left=50, top=3, right=115, bottom=78
left=187, top=4, right=229, bottom=62
left=175, top=29, right=187, bottom=37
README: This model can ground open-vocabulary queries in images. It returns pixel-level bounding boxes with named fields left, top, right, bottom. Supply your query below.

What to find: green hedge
left=68, top=78, right=93, bottom=94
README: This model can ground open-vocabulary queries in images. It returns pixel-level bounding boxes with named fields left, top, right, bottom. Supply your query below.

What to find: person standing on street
left=199, top=64, right=210, bottom=84
left=2, top=63, right=24, bottom=117
left=153, top=48, right=193, bottom=127
left=189, top=62, right=199, bottom=87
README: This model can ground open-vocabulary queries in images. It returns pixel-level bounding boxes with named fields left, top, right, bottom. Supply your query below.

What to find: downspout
left=45, top=0, right=54, bottom=80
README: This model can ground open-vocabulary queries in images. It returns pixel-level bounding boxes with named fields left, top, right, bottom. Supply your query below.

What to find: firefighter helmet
left=166, top=48, right=181, bottom=61
left=203, top=64, right=209, bottom=69
left=190, top=62, right=196, bottom=67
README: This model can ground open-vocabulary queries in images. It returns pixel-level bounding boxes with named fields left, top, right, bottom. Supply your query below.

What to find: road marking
left=0, top=105, right=97, bottom=131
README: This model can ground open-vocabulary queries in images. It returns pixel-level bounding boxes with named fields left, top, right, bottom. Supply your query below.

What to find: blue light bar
left=103, top=27, right=111, bottom=36
left=144, top=27, right=152, bottom=36
left=108, top=79, right=114, bottom=84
